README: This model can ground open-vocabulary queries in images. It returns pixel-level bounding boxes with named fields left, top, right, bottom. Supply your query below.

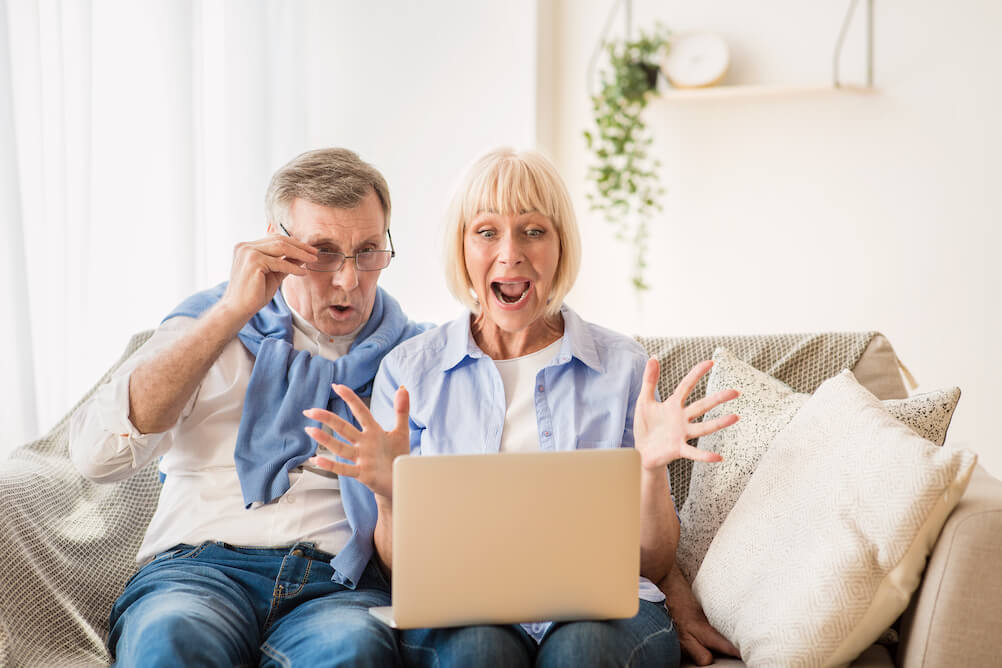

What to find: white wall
left=545, top=0, right=1002, bottom=476
left=3, top=1, right=538, bottom=445
left=301, top=0, right=538, bottom=326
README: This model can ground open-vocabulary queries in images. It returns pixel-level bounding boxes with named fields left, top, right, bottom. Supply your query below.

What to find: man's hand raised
left=125, top=231, right=316, bottom=436
left=219, top=232, right=318, bottom=324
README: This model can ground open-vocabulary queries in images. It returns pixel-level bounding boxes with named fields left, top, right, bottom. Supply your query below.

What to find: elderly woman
left=304, top=148, right=738, bottom=667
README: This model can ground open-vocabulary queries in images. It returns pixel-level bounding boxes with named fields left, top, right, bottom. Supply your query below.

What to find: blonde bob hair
left=443, top=148, right=581, bottom=317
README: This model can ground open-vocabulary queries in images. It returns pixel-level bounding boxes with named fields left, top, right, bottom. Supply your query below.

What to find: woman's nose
left=498, top=235, right=523, bottom=265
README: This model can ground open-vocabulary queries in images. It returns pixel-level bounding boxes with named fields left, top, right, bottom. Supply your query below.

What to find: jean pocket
left=150, top=544, right=196, bottom=562
left=173, top=542, right=212, bottom=560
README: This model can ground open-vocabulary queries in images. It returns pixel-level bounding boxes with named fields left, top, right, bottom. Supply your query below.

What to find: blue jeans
left=399, top=600, right=680, bottom=668
left=108, top=541, right=400, bottom=667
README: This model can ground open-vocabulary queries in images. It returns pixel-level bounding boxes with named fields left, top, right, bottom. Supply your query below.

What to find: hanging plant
left=584, top=25, right=670, bottom=292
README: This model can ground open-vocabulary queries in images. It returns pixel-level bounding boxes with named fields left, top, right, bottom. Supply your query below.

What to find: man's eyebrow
left=304, top=234, right=385, bottom=249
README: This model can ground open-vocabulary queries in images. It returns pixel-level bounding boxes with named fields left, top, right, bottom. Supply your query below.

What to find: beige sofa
left=1, top=330, right=1000, bottom=667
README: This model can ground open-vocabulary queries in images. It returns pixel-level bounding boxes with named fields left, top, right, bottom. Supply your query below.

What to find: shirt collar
left=438, top=304, right=604, bottom=374
left=557, top=305, right=604, bottom=373
left=282, top=287, right=364, bottom=349
left=440, top=313, right=484, bottom=372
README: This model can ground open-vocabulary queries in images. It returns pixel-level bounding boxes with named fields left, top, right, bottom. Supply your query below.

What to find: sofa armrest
left=897, top=464, right=1002, bottom=668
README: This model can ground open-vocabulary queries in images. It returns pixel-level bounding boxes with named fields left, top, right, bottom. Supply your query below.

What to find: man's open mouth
left=491, top=280, right=531, bottom=305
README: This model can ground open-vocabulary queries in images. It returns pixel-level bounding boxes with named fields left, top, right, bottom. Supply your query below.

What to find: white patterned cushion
left=691, top=371, right=977, bottom=667
left=676, top=347, right=961, bottom=582
left=636, top=332, right=896, bottom=511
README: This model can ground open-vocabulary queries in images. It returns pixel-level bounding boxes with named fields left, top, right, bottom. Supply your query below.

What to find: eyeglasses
left=278, top=223, right=395, bottom=272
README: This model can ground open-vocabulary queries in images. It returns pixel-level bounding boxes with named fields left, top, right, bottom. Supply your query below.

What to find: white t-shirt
left=69, top=299, right=363, bottom=564
left=494, top=338, right=564, bottom=454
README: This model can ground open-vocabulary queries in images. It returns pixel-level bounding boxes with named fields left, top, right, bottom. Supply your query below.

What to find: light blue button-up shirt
left=370, top=305, right=668, bottom=640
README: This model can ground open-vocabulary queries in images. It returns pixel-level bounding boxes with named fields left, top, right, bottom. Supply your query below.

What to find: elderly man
left=69, top=148, right=426, bottom=667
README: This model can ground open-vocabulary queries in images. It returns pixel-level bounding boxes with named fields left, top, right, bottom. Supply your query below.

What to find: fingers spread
left=690, top=413, right=739, bottom=439
left=679, top=443, right=724, bottom=463
left=685, top=388, right=740, bottom=420
left=307, top=455, right=359, bottom=479
left=674, top=360, right=714, bottom=403
left=304, top=426, right=357, bottom=460
left=639, top=357, right=660, bottom=403
left=394, top=385, right=410, bottom=434
left=303, top=408, right=362, bottom=443
left=332, top=384, right=378, bottom=430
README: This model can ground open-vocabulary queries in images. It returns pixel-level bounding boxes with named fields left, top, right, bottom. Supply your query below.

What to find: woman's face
left=464, top=210, right=561, bottom=335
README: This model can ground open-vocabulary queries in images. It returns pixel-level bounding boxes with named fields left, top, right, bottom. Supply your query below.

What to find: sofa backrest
left=635, top=332, right=907, bottom=509
left=0, top=329, right=908, bottom=668
left=0, top=330, right=157, bottom=667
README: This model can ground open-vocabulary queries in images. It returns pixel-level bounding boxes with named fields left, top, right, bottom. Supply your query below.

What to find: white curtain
left=2, top=0, right=540, bottom=455
left=1, top=0, right=307, bottom=452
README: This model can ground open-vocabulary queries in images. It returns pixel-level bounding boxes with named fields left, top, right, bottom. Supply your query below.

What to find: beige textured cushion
left=676, top=347, right=961, bottom=582
left=691, top=371, right=977, bottom=668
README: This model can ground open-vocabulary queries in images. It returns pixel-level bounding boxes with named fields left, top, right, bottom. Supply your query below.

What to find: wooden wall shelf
left=656, top=84, right=876, bottom=102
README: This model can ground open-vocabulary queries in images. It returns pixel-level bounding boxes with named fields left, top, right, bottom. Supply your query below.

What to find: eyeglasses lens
left=307, top=251, right=392, bottom=272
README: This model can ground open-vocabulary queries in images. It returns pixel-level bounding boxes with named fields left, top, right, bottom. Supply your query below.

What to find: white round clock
left=661, top=32, right=730, bottom=89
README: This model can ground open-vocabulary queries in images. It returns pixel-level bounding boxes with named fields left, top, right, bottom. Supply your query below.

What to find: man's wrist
left=205, top=300, right=253, bottom=340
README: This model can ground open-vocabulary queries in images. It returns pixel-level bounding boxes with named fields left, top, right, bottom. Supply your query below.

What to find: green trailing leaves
left=584, top=24, right=670, bottom=292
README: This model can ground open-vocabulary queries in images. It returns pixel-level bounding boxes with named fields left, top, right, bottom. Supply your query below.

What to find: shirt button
left=285, top=494, right=295, bottom=504
left=543, top=431, right=551, bottom=437
left=537, top=385, right=544, bottom=392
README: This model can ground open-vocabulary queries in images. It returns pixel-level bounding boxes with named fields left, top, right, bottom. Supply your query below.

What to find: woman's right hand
left=633, top=358, right=739, bottom=471
left=303, top=383, right=411, bottom=501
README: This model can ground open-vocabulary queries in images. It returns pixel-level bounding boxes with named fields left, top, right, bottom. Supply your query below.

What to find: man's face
left=279, top=192, right=387, bottom=337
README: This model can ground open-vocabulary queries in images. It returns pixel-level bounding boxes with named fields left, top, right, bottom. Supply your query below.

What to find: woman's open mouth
left=491, top=280, right=531, bottom=306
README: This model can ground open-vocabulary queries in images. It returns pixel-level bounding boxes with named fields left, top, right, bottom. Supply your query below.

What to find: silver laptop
left=369, top=448, right=641, bottom=629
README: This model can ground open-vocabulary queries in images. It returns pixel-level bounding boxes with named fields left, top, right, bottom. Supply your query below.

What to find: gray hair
left=265, top=148, right=391, bottom=230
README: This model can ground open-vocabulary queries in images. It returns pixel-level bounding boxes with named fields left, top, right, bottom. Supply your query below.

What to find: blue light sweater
left=165, top=282, right=427, bottom=587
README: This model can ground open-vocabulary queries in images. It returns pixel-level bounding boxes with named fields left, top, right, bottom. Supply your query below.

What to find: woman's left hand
left=302, top=383, right=410, bottom=500
left=633, top=358, right=739, bottom=471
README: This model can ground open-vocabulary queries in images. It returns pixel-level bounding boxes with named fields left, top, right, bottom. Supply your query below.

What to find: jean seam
left=625, top=627, right=673, bottom=668
left=262, top=555, right=314, bottom=632
left=263, top=580, right=284, bottom=631
left=280, top=558, right=313, bottom=598
left=260, top=641, right=292, bottom=668
left=174, top=542, right=210, bottom=560
left=400, top=639, right=440, bottom=668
